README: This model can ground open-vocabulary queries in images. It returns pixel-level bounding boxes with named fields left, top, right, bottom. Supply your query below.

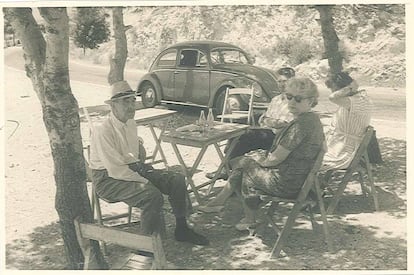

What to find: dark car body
left=136, top=41, right=285, bottom=112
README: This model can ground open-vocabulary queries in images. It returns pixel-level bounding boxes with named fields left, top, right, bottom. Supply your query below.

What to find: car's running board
left=160, top=100, right=208, bottom=108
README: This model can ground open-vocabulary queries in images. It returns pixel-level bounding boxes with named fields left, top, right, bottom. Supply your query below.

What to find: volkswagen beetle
left=136, top=41, right=290, bottom=113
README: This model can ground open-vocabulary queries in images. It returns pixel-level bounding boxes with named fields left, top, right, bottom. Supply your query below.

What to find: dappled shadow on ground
left=159, top=193, right=406, bottom=270
left=324, top=137, right=406, bottom=218
left=6, top=222, right=67, bottom=269
left=6, top=138, right=406, bottom=270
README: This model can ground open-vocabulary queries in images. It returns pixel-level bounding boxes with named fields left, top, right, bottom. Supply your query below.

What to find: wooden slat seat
left=74, top=217, right=167, bottom=270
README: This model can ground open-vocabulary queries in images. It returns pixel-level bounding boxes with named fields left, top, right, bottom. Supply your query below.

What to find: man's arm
left=93, top=129, right=148, bottom=182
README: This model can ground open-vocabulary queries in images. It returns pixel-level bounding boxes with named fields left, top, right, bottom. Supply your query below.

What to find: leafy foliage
left=78, top=4, right=405, bottom=86
left=72, top=7, right=110, bottom=53
left=274, top=36, right=316, bottom=66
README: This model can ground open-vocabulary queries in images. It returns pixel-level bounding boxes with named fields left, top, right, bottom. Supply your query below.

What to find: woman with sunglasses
left=226, top=77, right=325, bottom=230
left=320, top=72, right=372, bottom=172
left=199, top=68, right=296, bottom=213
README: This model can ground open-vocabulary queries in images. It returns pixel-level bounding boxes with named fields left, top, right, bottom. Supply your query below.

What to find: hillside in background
left=70, top=5, right=405, bottom=87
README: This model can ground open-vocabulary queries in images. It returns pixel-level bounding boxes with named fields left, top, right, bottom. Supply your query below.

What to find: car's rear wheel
left=141, top=83, right=158, bottom=108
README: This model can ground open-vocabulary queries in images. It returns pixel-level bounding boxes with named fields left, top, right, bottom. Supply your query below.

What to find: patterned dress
left=321, top=90, right=372, bottom=172
left=231, top=112, right=325, bottom=200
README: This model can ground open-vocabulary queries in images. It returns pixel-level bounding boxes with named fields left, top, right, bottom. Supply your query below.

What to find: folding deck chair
left=217, top=87, right=256, bottom=126
left=259, top=148, right=333, bottom=258
left=324, top=126, right=379, bottom=215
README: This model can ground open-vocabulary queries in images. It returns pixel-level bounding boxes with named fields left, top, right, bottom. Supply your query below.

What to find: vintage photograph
left=2, top=1, right=407, bottom=271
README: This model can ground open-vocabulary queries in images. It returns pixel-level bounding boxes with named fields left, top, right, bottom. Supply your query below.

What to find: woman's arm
left=262, top=117, right=289, bottom=129
left=259, top=145, right=291, bottom=168
left=329, top=89, right=351, bottom=108
left=329, top=81, right=359, bottom=108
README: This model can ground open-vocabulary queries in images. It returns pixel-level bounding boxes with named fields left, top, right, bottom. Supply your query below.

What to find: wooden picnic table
left=134, top=108, right=177, bottom=167
left=161, top=122, right=249, bottom=205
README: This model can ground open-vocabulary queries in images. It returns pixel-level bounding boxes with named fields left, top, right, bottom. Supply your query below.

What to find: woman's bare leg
left=206, top=182, right=234, bottom=206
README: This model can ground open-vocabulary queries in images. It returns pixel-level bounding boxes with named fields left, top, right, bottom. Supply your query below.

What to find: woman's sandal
left=235, top=218, right=256, bottom=231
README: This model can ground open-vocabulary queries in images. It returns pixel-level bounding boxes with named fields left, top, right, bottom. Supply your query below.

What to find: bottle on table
left=207, top=108, right=214, bottom=131
left=199, top=110, right=207, bottom=134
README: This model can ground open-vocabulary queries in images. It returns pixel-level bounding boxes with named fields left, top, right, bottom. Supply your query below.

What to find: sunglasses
left=285, top=93, right=313, bottom=103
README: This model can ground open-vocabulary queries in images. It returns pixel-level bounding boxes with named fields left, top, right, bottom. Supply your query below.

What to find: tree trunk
left=315, top=5, right=343, bottom=74
left=5, top=7, right=107, bottom=269
left=108, top=7, right=128, bottom=85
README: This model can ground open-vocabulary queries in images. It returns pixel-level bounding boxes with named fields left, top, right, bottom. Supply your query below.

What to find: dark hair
left=325, top=71, right=353, bottom=90
left=277, top=67, right=295, bottom=78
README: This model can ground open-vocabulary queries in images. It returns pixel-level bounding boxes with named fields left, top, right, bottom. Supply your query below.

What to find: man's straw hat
left=104, top=80, right=135, bottom=104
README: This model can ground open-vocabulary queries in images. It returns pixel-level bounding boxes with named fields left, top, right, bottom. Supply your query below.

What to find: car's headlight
left=251, top=82, right=263, bottom=97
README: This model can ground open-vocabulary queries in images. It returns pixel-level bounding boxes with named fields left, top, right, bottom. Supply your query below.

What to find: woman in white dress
left=321, top=72, right=373, bottom=172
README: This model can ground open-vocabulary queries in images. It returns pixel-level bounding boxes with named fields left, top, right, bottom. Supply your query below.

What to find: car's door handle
left=174, top=71, right=180, bottom=74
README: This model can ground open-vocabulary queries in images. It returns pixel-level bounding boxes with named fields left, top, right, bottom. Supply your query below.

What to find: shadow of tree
left=6, top=222, right=67, bottom=270
left=6, top=138, right=406, bottom=270
left=324, top=137, right=406, bottom=217
left=159, top=193, right=406, bottom=270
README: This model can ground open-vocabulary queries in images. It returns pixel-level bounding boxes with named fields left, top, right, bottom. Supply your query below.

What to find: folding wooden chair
left=259, top=148, right=333, bottom=258
left=325, top=126, right=379, bottom=215
left=217, top=87, right=256, bottom=125
left=74, top=217, right=167, bottom=270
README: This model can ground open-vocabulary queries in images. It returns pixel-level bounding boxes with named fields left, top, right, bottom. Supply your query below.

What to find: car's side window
left=157, top=50, right=177, bottom=67
left=210, top=50, right=223, bottom=64
left=179, top=49, right=198, bottom=67
left=197, top=52, right=208, bottom=67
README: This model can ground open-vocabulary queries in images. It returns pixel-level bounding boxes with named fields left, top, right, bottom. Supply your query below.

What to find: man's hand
left=128, top=162, right=141, bottom=172
left=128, top=162, right=154, bottom=177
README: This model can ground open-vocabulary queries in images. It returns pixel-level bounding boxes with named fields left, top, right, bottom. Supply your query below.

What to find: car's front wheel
left=141, top=82, right=158, bottom=108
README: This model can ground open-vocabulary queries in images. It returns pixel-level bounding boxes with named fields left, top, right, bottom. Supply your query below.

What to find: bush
left=274, top=36, right=315, bottom=66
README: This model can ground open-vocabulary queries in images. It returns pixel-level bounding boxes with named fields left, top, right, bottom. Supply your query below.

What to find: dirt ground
left=4, top=68, right=407, bottom=270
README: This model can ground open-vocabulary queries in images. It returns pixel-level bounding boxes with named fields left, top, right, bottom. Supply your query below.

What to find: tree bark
left=108, top=7, right=128, bottom=85
left=315, top=5, right=343, bottom=74
left=5, top=7, right=107, bottom=269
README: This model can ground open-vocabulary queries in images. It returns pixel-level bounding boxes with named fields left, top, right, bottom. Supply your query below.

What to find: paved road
left=4, top=47, right=143, bottom=89
left=4, top=47, right=406, bottom=139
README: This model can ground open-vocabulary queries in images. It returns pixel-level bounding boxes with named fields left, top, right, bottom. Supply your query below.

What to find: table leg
left=206, top=136, right=241, bottom=194
left=148, top=124, right=168, bottom=168
left=170, top=142, right=205, bottom=205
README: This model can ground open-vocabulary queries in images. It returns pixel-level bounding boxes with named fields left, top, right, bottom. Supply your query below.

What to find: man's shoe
left=197, top=205, right=224, bottom=213
left=175, top=227, right=209, bottom=246
left=205, top=170, right=229, bottom=180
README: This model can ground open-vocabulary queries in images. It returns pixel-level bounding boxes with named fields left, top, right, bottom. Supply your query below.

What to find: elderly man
left=89, top=80, right=209, bottom=246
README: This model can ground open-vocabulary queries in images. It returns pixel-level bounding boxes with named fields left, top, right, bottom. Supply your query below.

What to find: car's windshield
left=210, top=48, right=250, bottom=65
